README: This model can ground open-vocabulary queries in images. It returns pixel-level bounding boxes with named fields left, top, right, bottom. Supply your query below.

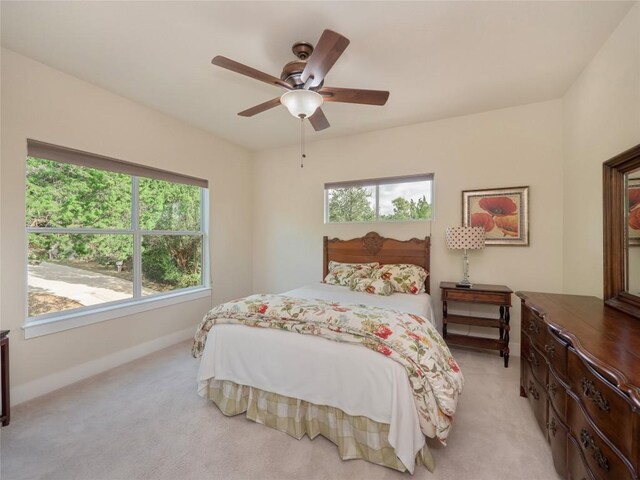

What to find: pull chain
left=300, top=117, right=306, bottom=168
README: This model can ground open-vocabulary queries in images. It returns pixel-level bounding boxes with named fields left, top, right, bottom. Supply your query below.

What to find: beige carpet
left=1, top=342, right=561, bottom=480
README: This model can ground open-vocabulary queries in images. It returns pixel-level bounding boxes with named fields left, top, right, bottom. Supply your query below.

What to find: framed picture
left=629, top=177, right=640, bottom=246
left=462, top=186, right=529, bottom=246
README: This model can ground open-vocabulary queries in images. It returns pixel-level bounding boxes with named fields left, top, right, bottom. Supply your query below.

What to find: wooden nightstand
left=440, top=282, right=513, bottom=367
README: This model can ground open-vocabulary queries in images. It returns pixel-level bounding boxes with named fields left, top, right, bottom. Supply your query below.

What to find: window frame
left=324, top=173, right=435, bottom=224
left=24, top=140, right=210, bottom=339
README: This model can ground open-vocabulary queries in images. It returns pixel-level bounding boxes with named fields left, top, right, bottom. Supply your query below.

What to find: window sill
left=324, top=218, right=433, bottom=225
left=23, top=287, right=211, bottom=339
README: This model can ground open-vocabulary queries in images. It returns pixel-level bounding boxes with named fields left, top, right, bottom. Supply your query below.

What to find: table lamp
left=445, top=226, right=486, bottom=288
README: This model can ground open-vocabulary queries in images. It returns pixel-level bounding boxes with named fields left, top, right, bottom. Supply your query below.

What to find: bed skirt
left=204, top=379, right=435, bottom=474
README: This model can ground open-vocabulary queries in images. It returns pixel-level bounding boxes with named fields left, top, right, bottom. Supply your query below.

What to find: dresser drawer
left=525, top=362, right=548, bottom=438
left=547, top=406, right=568, bottom=478
left=567, top=395, right=635, bottom=480
left=568, top=433, right=597, bottom=480
left=442, top=289, right=509, bottom=304
left=567, top=349, right=636, bottom=464
left=523, top=334, right=548, bottom=386
left=545, top=329, right=568, bottom=381
left=547, top=367, right=567, bottom=420
left=522, top=306, right=549, bottom=352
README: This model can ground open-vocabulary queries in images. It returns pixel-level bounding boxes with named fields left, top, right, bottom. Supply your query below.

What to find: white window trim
left=23, top=287, right=211, bottom=339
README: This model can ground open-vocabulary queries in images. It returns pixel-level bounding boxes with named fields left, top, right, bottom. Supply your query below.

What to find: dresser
left=517, top=292, right=639, bottom=480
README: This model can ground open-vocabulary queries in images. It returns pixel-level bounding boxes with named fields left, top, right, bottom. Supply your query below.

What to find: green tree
left=139, top=178, right=202, bottom=288
left=26, top=157, right=203, bottom=289
left=328, top=187, right=376, bottom=222
left=26, top=157, right=132, bottom=264
left=382, top=195, right=432, bottom=220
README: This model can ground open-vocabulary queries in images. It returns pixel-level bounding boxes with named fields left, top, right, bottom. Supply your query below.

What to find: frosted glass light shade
left=280, top=90, right=323, bottom=118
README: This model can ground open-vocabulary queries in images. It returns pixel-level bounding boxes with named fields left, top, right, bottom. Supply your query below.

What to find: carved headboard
left=323, top=232, right=431, bottom=294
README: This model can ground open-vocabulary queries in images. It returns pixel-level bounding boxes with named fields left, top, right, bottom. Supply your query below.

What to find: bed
left=193, top=232, right=462, bottom=474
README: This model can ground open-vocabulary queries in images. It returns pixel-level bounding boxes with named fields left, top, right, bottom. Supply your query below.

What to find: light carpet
left=0, top=341, right=561, bottom=480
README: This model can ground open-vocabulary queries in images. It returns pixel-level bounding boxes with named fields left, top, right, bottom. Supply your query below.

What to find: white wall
left=4, top=3, right=637, bottom=401
left=0, top=49, right=253, bottom=401
left=252, top=100, right=565, bottom=351
left=562, top=4, right=640, bottom=296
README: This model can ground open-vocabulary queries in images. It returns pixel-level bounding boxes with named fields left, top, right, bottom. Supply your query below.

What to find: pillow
left=371, top=264, right=428, bottom=294
left=349, top=277, right=394, bottom=296
left=324, top=261, right=379, bottom=287
left=327, top=261, right=379, bottom=271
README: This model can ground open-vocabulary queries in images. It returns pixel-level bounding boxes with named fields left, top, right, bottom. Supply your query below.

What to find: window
left=325, top=174, right=434, bottom=223
left=25, top=140, right=209, bottom=327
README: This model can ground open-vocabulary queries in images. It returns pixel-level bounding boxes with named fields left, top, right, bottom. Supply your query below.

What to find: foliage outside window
left=26, top=154, right=207, bottom=319
left=325, top=174, right=434, bottom=223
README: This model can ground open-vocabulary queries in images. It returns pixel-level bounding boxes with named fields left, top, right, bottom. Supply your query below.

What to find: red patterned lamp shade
left=445, top=226, right=486, bottom=250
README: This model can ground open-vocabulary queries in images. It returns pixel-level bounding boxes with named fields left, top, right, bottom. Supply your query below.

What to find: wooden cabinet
left=0, top=330, right=9, bottom=427
left=440, top=282, right=513, bottom=367
left=518, top=292, right=639, bottom=480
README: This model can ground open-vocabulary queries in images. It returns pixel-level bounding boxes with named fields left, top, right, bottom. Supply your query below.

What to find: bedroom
left=1, top=1, right=639, bottom=479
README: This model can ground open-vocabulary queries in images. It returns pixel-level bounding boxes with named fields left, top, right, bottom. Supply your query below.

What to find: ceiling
left=1, top=1, right=634, bottom=151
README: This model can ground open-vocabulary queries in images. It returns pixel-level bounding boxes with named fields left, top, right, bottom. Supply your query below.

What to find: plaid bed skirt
left=204, top=379, right=435, bottom=474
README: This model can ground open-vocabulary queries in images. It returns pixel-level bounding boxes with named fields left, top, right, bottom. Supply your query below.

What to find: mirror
left=604, top=143, right=640, bottom=318
left=629, top=168, right=640, bottom=296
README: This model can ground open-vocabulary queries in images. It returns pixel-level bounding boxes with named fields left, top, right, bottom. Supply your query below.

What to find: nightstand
left=440, top=282, right=513, bottom=367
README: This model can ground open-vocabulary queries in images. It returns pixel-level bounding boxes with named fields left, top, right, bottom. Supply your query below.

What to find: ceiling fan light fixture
left=280, top=90, right=323, bottom=118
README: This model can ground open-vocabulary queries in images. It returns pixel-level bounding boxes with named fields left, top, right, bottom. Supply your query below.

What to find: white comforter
left=197, top=283, right=437, bottom=473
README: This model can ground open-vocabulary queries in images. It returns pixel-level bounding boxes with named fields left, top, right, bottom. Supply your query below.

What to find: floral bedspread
left=192, top=294, right=464, bottom=442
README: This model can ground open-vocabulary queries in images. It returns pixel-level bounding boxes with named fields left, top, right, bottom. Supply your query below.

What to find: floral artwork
left=629, top=178, right=640, bottom=245
left=462, top=186, right=529, bottom=246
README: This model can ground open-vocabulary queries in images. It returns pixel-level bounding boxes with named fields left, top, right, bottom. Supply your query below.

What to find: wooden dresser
left=517, top=292, right=639, bottom=480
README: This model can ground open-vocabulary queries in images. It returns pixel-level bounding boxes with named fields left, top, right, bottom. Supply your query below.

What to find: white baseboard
left=11, top=326, right=194, bottom=405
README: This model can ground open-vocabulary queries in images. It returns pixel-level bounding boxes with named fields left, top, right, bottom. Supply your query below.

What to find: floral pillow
left=349, top=277, right=394, bottom=296
left=371, top=264, right=428, bottom=294
left=324, top=261, right=379, bottom=287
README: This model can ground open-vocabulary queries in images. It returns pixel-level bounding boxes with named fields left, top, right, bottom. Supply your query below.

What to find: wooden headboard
left=323, top=232, right=431, bottom=294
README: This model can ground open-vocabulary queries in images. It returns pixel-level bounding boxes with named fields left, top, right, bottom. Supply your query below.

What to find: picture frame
left=628, top=177, right=640, bottom=246
left=462, top=186, right=529, bottom=246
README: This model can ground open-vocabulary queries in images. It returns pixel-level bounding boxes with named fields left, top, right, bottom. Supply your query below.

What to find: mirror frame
left=604, top=142, right=640, bottom=318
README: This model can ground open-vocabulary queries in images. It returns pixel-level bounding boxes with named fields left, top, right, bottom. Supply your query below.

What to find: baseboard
left=11, top=326, right=194, bottom=405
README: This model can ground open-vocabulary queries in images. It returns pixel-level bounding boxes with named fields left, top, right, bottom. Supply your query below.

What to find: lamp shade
left=280, top=90, right=323, bottom=118
left=445, top=226, right=486, bottom=250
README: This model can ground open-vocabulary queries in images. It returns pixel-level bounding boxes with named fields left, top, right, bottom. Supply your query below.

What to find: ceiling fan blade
left=212, top=56, right=292, bottom=90
left=301, top=30, right=350, bottom=88
left=238, top=97, right=281, bottom=117
left=319, top=87, right=389, bottom=106
left=308, top=108, right=330, bottom=131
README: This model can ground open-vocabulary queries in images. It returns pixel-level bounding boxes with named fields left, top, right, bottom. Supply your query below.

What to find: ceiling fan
left=211, top=29, right=390, bottom=131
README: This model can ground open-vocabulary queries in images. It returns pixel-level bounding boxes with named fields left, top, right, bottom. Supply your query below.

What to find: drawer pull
left=546, top=382, right=557, bottom=396
left=528, top=320, right=540, bottom=335
left=546, top=417, right=557, bottom=437
left=580, top=428, right=609, bottom=471
left=527, top=352, right=540, bottom=367
left=527, top=380, right=540, bottom=400
left=581, top=378, right=610, bottom=413
left=544, top=344, right=555, bottom=355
